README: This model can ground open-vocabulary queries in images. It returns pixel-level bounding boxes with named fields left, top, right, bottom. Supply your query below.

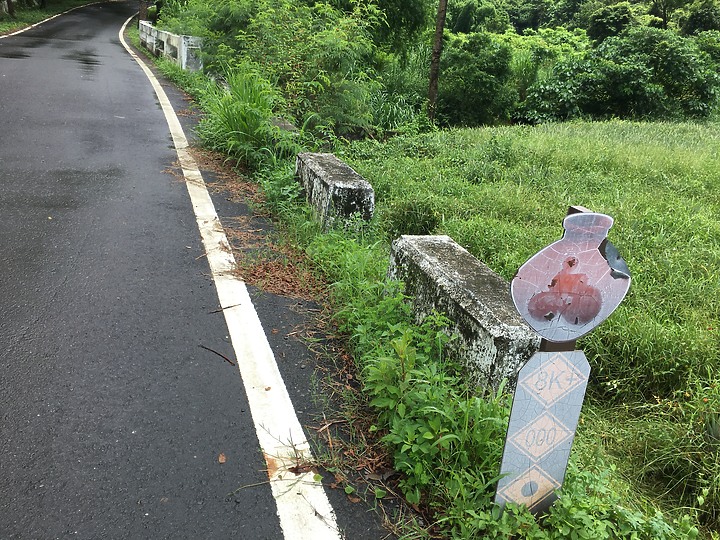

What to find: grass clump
left=197, top=62, right=300, bottom=169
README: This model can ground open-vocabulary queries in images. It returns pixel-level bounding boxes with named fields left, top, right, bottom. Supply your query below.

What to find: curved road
left=0, top=2, right=385, bottom=538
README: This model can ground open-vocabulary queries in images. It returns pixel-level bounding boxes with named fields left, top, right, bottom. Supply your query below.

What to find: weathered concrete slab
left=389, top=235, right=540, bottom=392
left=295, top=153, right=374, bottom=230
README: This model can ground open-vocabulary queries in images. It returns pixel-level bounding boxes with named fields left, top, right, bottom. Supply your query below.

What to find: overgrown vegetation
left=154, top=0, right=720, bottom=133
left=133, top=0, right=720, bottom=537
left=338, top=124, right=720, bottom=536
left=277, top=191, right=709, bottom=538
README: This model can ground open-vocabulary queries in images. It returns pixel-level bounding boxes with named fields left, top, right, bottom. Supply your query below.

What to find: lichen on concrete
left=389, top=235, right=540, bottom=392
left=295, top=153, right=375, bottom=230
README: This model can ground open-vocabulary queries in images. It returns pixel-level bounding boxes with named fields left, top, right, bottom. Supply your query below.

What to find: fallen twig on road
left=199, top=344, right=236, bottom=366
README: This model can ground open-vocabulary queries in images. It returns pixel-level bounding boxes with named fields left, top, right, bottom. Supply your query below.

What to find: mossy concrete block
left=295, top=153, right=374, bottom=230
left=389, top=235, right=540, bottom=392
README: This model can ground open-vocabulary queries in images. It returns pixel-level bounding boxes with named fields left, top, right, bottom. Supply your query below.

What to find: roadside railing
left=138, top=20, right=202, bottom=72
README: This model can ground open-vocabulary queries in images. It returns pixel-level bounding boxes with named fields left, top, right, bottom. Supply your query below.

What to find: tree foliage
left=504, top=0, right=552, bottom=33
left=648, top=0, right=687, bottom=29
left=587, top=2, right=636, bottom=44
left=681, top=0, right=720, bottom=34
left=446, top=0, right=510, bottom=34
left=157, top=0, right=720, bottom=130
left=437, top=32, right=516, bottom=125
left=525, top=26, right=719, bottom=121
left=373, top=0, right=431, bottom=51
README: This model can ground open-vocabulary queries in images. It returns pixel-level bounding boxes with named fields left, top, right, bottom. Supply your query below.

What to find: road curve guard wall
left=389, top=235, right=540, bottom=392
left=295, top=153, right=375, bottom=231
left=139, top=20, right=202, bottom=72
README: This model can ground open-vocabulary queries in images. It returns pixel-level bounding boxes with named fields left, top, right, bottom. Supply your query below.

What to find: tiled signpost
left=495, top=209, right=631, bottom=514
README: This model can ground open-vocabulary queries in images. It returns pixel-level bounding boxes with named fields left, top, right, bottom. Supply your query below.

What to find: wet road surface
left=0, top=2, right=388, bottom=538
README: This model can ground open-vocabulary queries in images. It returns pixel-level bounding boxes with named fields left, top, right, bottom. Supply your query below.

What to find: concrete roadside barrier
left=389, top=234, right=540, bottom=392
left=295, top=152, right=375, bottom=231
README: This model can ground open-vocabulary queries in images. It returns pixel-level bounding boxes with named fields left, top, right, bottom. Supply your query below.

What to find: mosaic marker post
left=495, top=210, right=631, bottom=514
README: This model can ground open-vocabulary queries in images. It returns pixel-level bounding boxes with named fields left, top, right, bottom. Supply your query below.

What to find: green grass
left=0, top=0, right=99, bottom=35
left=337, top=120, right=720, bottom=533
left=339, top=121, right=720, bottom=400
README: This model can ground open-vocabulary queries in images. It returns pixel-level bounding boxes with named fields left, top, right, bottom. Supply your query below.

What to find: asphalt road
left=0, top=2, right=388, bottom=538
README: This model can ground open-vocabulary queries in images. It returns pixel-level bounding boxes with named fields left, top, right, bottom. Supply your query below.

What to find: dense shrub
left=525, top=26, right=719, bottom=121
left=647, top=0, right=684, bottom=29
left=504, top=0, right=552, bottom=33
left=601, top=26, right=719, bottom=115
left=437, top=32, right=516, bottom=126
left=498, top=28, right=589, bottom=105
left=681, top=0, right=720, bottom=35
left=587, top=2, right=637, bottom=44
left=694, top=29, right=720, bottom=64
left=526, top=57, right=662, bottom=121
left=207, top=1, right=253, bottom=38
left=447, top=0, right=510, bottom=34
left=159, top=0, right=382, bottom=136
left=156, top=0, right=217, bottom=37
left=499, top=26, right=591, bottom=61
left=234, top=0, right=381, bottom=134
left=546, top=0, right=588, bottom=26
left=372, top=0, right=430, bottom=52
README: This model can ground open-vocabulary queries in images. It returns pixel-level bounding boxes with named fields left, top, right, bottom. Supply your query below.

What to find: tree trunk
left=139, top=0, right=149, bottom=21
left=428, top=0, right=448, bottom=123
left=7, top=0, right=15, bottom=17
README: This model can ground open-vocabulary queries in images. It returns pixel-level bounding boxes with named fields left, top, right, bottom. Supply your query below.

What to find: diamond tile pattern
left=509, top=412, right=573, bottom=461
left=495, top=351, right=591, bottom=515
left=497, top=465, right=560, bottom=512
left=519, top=353, right=586, bottom=407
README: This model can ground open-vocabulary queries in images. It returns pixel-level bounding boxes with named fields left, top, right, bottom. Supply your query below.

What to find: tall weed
left=198, top=63, right=299, bottom=169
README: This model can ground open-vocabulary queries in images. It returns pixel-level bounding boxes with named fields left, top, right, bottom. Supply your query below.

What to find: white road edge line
left=0, top=0, right=109, bottom=39
left=119, top=15, right=342, bottom=540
